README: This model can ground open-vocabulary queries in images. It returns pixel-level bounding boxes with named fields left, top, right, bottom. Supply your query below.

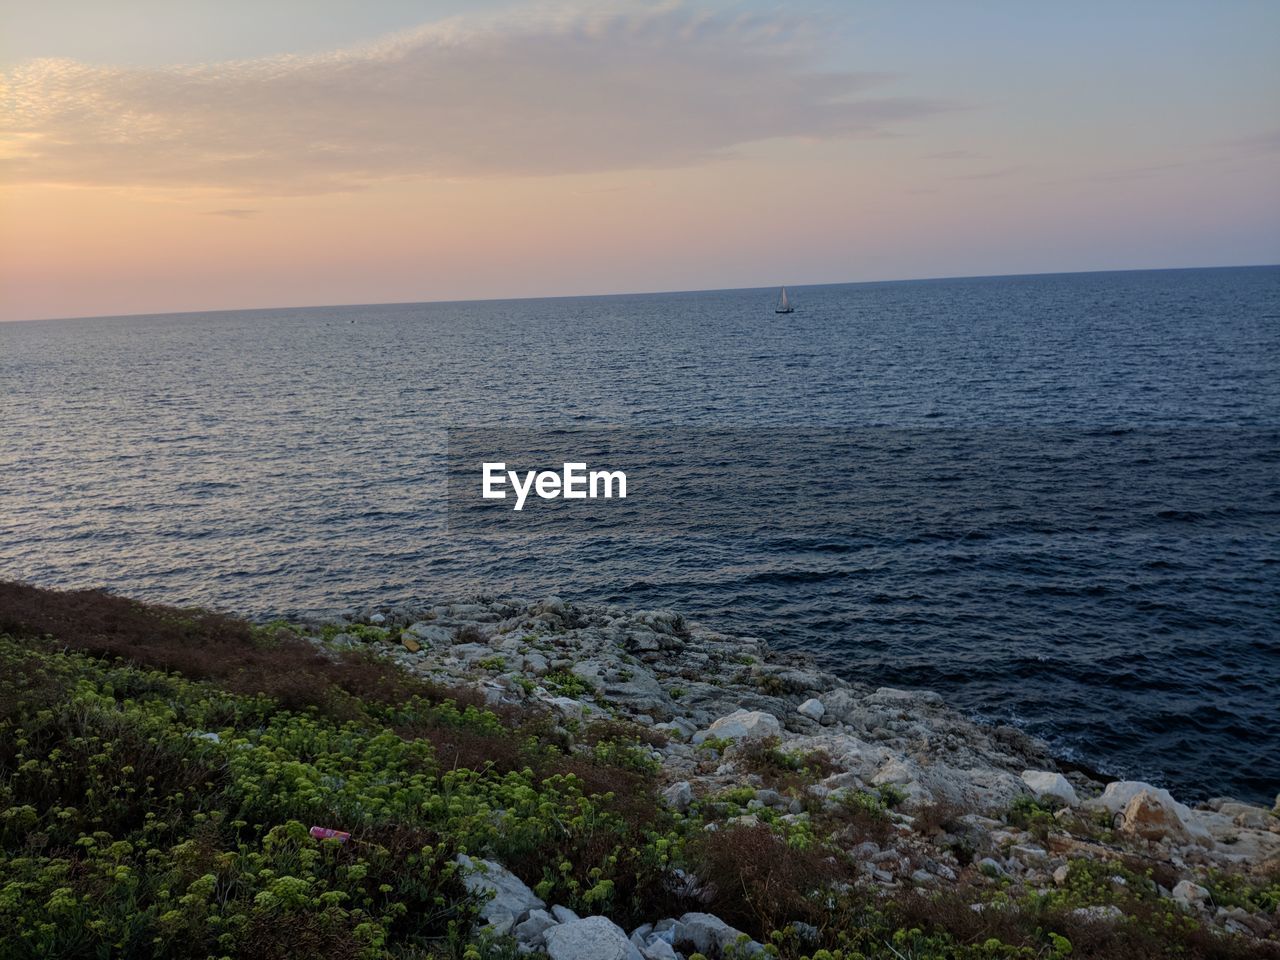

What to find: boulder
left=797, top=698, right=826, bottom=722
left=674, top=911, right=764, bottom=955
left=405, top=622, right=454, bottom=645
left=544, top=916, right=643, bottom=960
left=693, top=709, right=781, bottom=745
left=639, top=938, right=679, bottom=960
left=820, top=687, right=863, bottom=721
left=454, top=854, right=544, bottom=933
left=513, top=908, right=559, bottom=947
left=1171, top=879, right=1211, bottom=909
left=1119, top=790, right=1213, bottom=847
left=1090, top=780, right=1180, bottom=815
left=661, top=780, right=694, bottom=813
left=551, top=905, right=581, bottom=923
left=1088, top=781, right=1214, bottom=848
left=1020, top=770, right=1078, bottom=806
left=1217, top=802, right=1272, bottom=831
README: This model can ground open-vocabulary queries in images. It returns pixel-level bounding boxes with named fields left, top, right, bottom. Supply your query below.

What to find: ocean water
left=2, top=266, right=1278, bottom=803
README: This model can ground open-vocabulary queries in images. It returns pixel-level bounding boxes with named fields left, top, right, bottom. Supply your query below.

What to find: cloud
left=1221, top=128, right=1280, bottom=158
left=0, top=3, right=953, bottom=196
left=205, top=208, right=259, bottom=218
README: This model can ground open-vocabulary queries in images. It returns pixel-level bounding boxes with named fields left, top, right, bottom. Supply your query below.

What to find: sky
left=1, top=0, right=1278, bottom=321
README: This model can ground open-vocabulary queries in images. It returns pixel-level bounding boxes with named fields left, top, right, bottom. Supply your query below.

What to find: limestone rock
left=693, top=709, right=781, bottom=745
left=1020, top=770, right=1078, bottom=806
left=674, top=911, right=764, bottom=955
left=1119, top=789, right=1209, bottom=846
left=1089, top=781, right=1214, bottom=848
left=514, top=908, right=559, bottom=947
left=639, top=937, right=679, bottom=960
left=797, top=698, right=826, bottom=722
left=405, top=622, right=453, bottom=645
left=455, top=854, right=544, bottom=933
left=661, top=780, right=693, bottom=812
left=1171, top=879, right=1211, bottom=909
left=544, top=916, right=643, bottom=960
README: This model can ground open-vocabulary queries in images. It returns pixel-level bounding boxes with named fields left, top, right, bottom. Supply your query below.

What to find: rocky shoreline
left=294, top=594, right=1280, bottom=957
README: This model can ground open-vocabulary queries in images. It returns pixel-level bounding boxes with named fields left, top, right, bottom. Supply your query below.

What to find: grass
left=1, top=581, right=1277, bottom=960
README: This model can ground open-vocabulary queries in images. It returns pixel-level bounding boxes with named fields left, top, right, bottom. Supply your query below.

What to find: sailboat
left=775, top=286, right=795, bottom=314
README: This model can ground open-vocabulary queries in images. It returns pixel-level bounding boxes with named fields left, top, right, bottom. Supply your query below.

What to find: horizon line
left=6, top=261, right=1277, bottom=326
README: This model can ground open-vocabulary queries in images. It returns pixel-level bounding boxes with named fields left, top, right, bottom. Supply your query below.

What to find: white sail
left=779, top=287, right=790, bottom=310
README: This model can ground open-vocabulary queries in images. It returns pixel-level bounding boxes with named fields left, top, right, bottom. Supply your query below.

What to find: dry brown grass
left=0, top=580, right=482, bottom=721
left=687, top=822, right=847, bottom=934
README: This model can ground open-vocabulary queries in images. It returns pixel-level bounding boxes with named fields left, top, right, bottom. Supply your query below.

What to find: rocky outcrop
left=455, top=854, right=544, bottom=934
left=544, top=916, right=643, bottom=960
left=298, top=595, right=1280, bottom=954
left=693, top=709, right=782, bottom=745
left=1020, top=769, right=1078, bottom=806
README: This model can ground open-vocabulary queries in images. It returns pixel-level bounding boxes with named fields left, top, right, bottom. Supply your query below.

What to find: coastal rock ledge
left=298, top=594, right=1280, bottom=954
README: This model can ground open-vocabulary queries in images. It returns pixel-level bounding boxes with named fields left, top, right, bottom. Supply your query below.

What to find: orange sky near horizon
left=2, top=1, right=1277, bottom=321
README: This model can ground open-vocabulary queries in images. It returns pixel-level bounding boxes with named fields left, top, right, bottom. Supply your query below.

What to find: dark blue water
left=2, top=266, right=1277, bottom=803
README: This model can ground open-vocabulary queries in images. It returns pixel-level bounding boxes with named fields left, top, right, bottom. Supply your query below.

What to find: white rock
left=544, top=916, right=643, bottom=960
left=797, top=698, right=826, bottom=722
left=675, top=912, right=763, bottom=955
left=368, top=613, right=386, bottom=624
left=661, top=780, right=694, bottom=812
left=1020, top=770, right=1079, bottom=806
left=640, top=938, right=679, bottom=960
left=1088, top=781, right=1214, bottom=848
left=1120, top=790, right=1215, bottom=848
left=513, top=908, right=559, bottom=946
left=405, top=622, right=454, bottom=644
left=693, top=709, right=781, bottom=745
left=1218, top=802, right=1272, bottom=831
left=1171, top=879, right=1211, bottom=909
left=551, top=905, right=581, bottom=924
left=455, top=855, right=544, bottom=933
left=1090, top=780, right=1179, bottom=816
left=546, top=696, right=591, bottom=717
left=871, top=757, right=915, bottom=786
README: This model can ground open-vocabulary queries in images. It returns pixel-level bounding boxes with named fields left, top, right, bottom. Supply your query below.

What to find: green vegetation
left=1006, top=794, right=1057, bottom=842
left=1205, top=868, right=1280, bottom=914
left=0, top=581, right=1274, bottom=960
left=539, top=670, right=594, bottom=700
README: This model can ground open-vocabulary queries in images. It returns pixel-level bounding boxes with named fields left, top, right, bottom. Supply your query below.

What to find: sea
left=2, top=265, right=1277, bottom=804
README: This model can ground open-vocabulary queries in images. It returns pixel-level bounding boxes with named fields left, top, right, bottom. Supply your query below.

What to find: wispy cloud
left=1220, top=128, right=1280, bottom=158
left=0, top=4, right=954, bottom=196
